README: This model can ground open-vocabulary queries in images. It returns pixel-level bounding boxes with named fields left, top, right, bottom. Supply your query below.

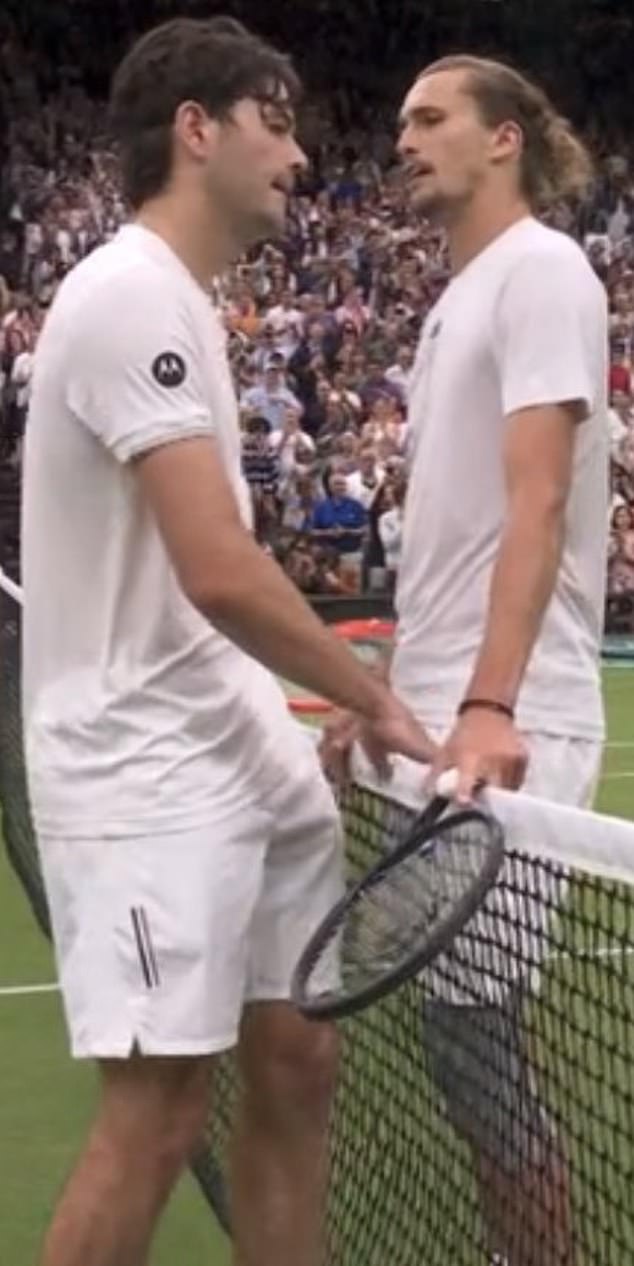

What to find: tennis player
left=21, top=19, right=434, bottom=1266
left=323, top=57, right=608, bottom=1266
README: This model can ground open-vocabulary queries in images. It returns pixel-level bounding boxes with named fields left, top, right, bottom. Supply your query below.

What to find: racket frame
left=291, top=795, right=505, bottom=1021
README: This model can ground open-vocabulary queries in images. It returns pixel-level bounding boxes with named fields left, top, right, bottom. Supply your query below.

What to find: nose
left=291, top=139, right=309, bottom=174
left=397, top=126, right=415, bottom=159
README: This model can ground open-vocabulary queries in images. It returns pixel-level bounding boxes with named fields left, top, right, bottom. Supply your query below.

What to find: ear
left=489, top=119, right=523, bottom=168
left=173, top=101, right=217, bottom=159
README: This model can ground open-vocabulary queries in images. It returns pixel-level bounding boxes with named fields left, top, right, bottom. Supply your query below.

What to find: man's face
left=199, top=91, right=308, bottom=246
left=265, top=366, right=283, bottom=392
left=331, top=474, right=348, bottom=499
left=397, top=69, right=519, bottom=222
left=398, top=345, right=414, bottom=370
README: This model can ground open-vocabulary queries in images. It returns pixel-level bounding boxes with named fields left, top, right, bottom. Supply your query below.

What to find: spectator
left=241, top=356, right=302, bottom=430
left=263, top=287, right=304, bottom=358
left=240, top=416, right=280, bottom=503
left=270, top=406, right=317, bottom=499
left=377, top=479, right=406, bottom=591
left=385, top=343, right=415, bottom=398
left=359, top=358, right=403, bottom=415
left=610, top=342, right=632, bottom=396
left=281, top=469, right=319, bottom=532
left=346, top=444, right=384, bottom=508
left=310, top=470, right=367, bottom=591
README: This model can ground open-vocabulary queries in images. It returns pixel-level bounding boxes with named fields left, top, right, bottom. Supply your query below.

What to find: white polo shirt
left=392, top=217, right=609, bottom=740
left=22, top=224, right=308, bottom=838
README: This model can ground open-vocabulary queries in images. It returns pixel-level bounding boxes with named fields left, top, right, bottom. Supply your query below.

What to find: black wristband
left=457, top=698, right=515, bottom=721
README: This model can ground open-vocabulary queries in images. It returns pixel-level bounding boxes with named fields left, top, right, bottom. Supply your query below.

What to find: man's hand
left=318, top=709, right=358, bottom=786
left=431, top=709, right=528, bottom=803
left=319, top=696, right=437, bottom=786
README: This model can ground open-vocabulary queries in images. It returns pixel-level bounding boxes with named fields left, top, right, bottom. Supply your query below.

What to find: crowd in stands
left=1, top=24, right=634, bottom=624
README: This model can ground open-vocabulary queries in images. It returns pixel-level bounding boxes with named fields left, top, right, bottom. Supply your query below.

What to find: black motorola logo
left=152, top=352, right=186, bottom=388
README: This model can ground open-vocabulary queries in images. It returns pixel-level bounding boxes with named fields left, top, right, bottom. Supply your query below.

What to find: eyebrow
left=259, top=97, right=296, bottom=132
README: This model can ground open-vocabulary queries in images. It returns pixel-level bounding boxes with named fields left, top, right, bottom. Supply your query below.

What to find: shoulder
left=346, top=496, right=366, bottom=515
left=503, top=221, right=604, bottom=296
left=59, top=237, right=199, bottom=333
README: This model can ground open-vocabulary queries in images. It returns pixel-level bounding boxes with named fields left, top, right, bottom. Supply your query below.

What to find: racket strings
left=338, top=818, right=496, bottom=990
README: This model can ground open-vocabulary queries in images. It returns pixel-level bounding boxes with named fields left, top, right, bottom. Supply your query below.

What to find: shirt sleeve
left=493, top=251, right=603, bottom=420
left=66, top=268, right=214, bottom=463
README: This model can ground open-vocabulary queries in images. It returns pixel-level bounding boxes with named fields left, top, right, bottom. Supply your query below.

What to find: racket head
left=291, top=802, right=505, bottom=1021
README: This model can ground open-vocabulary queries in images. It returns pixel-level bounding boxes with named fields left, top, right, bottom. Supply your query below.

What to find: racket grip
left=435, top=768, right=460, bottom=798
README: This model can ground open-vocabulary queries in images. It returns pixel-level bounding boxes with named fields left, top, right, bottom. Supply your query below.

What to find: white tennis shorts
left=38, top=755, right=343, bottom=1059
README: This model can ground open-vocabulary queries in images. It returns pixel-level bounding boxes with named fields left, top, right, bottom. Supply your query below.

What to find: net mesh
left=2, top=579, right=634, bottom=1264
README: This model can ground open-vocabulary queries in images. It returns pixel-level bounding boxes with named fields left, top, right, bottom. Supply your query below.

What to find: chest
left=407, top=283, right=503, bottom=473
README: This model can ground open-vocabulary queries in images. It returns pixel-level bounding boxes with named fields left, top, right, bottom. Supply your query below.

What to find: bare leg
left=231, top=1002, right=338, bottom=1266
left=476, top=1147, right=574, bottom=1266
left=39, top=1053, right=213, bottom=1266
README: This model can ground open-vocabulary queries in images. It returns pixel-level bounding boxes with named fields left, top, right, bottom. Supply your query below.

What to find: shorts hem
left=69, top=1031, right=238, bottom=1060
left=244, top=986, right=292, bottom=1005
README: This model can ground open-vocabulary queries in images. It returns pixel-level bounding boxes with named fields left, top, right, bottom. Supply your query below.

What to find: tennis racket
left=291, top=771, right=505, bottom=1021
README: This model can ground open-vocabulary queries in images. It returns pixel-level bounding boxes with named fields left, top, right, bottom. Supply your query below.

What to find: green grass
left=1, top=666, right=634, bottom=1263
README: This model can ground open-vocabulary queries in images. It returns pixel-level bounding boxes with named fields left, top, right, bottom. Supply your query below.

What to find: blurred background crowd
left=0, top=0, right=633, bottom=629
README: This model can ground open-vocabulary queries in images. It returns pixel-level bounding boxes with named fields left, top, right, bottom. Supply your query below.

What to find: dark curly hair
left=109, top=16, right=301, bottom=209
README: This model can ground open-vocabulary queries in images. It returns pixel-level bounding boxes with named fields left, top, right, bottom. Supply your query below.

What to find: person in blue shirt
left=310, top=471, right=367, bottom=557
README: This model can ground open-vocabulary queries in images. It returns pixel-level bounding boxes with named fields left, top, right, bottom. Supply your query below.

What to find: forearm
left=465, top=503, right=565, bottom=708
left=195, top=529, right=389, bottom=719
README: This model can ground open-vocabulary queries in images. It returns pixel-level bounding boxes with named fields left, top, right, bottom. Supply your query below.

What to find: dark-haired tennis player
left=21, top=19, right=433, bottom=1266
left=323, top=56, right=609, bottom=1266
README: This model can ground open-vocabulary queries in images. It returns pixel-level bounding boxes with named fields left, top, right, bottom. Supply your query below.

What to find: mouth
left=270, top=177, right=293, bottom=199
left=403, top=163, right=434, bottom=185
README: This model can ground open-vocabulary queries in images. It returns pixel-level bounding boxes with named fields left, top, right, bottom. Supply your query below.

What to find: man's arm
left=432, top=400, right=585, bottom=800
left=136, top=437, right=412, bottom=725
left=463, top=400, right=582, bottom=707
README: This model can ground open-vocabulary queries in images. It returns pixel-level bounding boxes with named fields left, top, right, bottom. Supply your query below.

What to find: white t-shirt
left=392, top=218, right=609, bottom=740
left=378, top=507, right=403, bottom=570
left=346, top=469, right=384, bottom=509
left=22, top=224, right=311, bottom=838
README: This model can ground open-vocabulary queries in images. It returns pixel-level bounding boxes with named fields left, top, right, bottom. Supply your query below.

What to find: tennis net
left=2, top=572, right=634, bottom=1265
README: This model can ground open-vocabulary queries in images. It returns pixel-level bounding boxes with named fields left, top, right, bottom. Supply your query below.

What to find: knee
left=99, top=1057, right=211, bottom=1181
left=242, top=1009, right=338, bottom=1128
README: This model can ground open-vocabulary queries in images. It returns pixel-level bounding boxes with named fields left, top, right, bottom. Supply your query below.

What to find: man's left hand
left=431, top=708, right=528, bottom=803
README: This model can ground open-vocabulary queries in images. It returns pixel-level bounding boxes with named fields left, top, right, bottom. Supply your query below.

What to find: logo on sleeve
left=152, top=352, right=186, bottom=388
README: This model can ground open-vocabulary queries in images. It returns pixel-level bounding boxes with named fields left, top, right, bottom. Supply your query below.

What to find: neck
left=445, top=193, right=531, bottom=274
left=136, top=187, right=242, bottom=288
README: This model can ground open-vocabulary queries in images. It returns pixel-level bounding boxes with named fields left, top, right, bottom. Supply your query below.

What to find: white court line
left=601, top=771, right=634, bottom=781
left=0, top=982, right=59, bottom=997
left=606, top=741, right=634, bottom=749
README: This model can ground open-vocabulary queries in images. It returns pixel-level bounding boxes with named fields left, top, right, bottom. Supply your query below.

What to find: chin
left=257, top=205, right=287, bottom=242
left=409, top=191, right=445, bottom=222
